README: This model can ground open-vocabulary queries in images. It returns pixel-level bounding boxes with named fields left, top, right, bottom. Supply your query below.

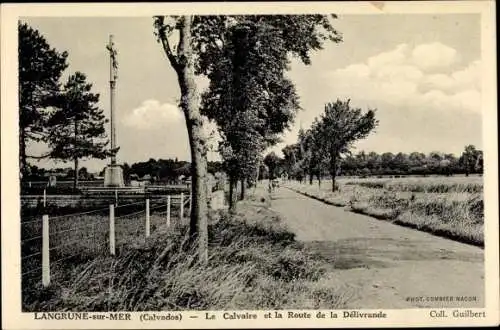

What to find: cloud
left=411, top=42, right=458, bottom=70
left=423, top=60, right=481, bottom=92
left=328, top=42, right=481, bottom=113
left=116, top=99, right=223, bottom=164
left=367, top=44, right=409, bottom=70
left=122, top=99, right=183, bottom=129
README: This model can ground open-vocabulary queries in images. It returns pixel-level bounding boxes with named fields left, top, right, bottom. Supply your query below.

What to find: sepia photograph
left=1, top=1, right=498, bottom=329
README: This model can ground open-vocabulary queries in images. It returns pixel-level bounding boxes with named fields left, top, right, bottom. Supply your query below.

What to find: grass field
left=21, top=189, right=352, bottom=311
left=286, top=176, right=484, bottom=246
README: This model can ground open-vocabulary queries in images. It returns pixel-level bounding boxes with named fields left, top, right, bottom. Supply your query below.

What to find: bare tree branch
left=155, top=16, right=180, bottom=71
left=27, top=153, right=51, bottom=159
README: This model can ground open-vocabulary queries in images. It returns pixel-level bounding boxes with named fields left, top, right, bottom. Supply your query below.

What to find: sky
left=23, top=14, right=482, bottom=173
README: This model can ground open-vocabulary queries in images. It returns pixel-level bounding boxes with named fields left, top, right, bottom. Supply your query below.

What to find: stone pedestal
left=104, top=164, right=124, bottom=187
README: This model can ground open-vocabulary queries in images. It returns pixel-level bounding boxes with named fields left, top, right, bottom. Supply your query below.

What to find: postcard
left=1, top=1, right=498, bottom=328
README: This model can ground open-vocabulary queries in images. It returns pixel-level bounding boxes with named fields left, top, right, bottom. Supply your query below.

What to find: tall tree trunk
left=317, top=171, right=321, bottom=187
left=20, top=128, right=27, bottom=179
left=73, top=120, right=78, bottom=191
left=228, top=175, right=235, bottom=210
left=331, top=153, right=337, bottom=192
left=240, top=178, right=245, bottom=200
left=176, top=16, right=208, bottom=264
left=185, top=108, right=208, bottom=264
left=73, top=157, right=79, bottom=191
left=254, top=158, right=261, bottom=194
left=309, top=170, right=313, bottom=185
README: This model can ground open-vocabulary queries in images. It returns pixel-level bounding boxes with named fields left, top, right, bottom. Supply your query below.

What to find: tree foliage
left=284, top=147, right=483, bottom=179
left=202, top=14, right=341, bottom=183
left=153, top=14, right=341, bottom=260
left=263, top=151, right=282, bottom=180
left=459, top=145, right=483, bottom=176
left=18, top=22, right=68, bottom=176
left=283, top=99, right=378, bottom=189
left=315, top=99, right=378, bottom=191
left=46, top=72, right=110, bottom=189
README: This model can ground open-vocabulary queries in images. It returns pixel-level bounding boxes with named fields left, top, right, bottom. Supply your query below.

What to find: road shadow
left=305, top=237, right=482, bottom=270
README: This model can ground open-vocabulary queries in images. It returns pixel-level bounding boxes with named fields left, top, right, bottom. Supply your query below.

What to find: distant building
left=43, top=168, right=72, bottom=178
left=129, top=173, right=151, bottom=187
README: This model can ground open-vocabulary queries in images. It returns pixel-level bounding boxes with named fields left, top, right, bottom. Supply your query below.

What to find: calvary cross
left=106, top=34, right=118, bottom=82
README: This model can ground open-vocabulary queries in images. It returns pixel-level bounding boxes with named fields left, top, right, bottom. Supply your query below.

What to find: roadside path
left=270, top=187, right=484, bottom=309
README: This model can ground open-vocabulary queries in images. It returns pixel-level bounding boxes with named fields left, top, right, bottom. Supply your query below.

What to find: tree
left=307, top=122, right=329, bottom=185
left=303, top=128, right=317, bottom=184
left=154, top=15, right=341, bottom=262
left=474, top=150, right=483, bottom=174
left=340, top=154, right=357, bottom=176
left=264, top=152, right=281, bottom=181
left=258, top=163, right=269, bottom=180
left=218, top=127, right=262, bottom=208
left=46, top=72, right=109, bottom=189
left=154, top=16, right=211, bottom=263
left=393, top=152, right=409, bottom=173
left=380, top=152, right=395, bottom=172
left=122, top=162, right=131, bottom=183
left=207, top=161, right=223, bottom=174
left=296, top=128, right=315, bottom=183
left=200, top=22, right=299, bottom=205
left=460, top=145, right=482, bottom=176
left=290, top=126, right=327, bottom=183
left=366, top=151, right=380, bottom=171
left=282, top=144, right=297, bottom=179
left=409, top=152, right=426, bottom=166
left=200, top=17, right=338, bottom=200
left=78, top=167, right=88, bottom=180
left=315, top=99, right=378, bottom=191
left=18, top=22, right=68, bottom=177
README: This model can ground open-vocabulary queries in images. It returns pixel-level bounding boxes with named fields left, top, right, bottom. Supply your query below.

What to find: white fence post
left=109, top=204, right=115, bottom=256
left=166, top=195, right=171, bottom=227
left=145, top=198, right=150, bottom=237
left=43, top=188, right=46, bottom=208
left=180, top=192, right=184, bottom=223
left=42, top=214, right=50, bottom=287
left=188, top=190, right=192, bottom=216
left=115, top=189, right=118, bottom=206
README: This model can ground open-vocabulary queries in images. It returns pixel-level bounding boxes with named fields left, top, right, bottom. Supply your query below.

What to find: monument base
left=104, top=164, right=124, bottom=187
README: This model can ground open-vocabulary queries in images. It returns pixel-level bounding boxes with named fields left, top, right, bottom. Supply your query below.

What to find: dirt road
left=270, top=187, right=484, bottom=309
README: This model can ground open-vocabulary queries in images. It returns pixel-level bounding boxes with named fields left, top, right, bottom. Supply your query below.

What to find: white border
left=1, top=2, right=498, bottom=329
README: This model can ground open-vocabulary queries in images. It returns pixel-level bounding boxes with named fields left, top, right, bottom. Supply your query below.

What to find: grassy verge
left=22, top=189, right=351, bottom=311
left=287, top=179, right=484, bottom=247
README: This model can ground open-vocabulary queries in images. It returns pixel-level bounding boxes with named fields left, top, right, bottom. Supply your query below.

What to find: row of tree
left=120, top=159, right=223, bottom=183
left=153, top=15, right=343, bottom=262
left=338, top=146, right=484, bottom=177
left=19, top=22, right=111, bottom=189
left=281, top=99, right=378, bottom=191
left=23, top=165, right=94, bottom=182
left=24, top=159, right=225, bottom=184
left=282, top=124, right=484, bottom=188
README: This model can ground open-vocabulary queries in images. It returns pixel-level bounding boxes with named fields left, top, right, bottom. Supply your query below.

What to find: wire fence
left=21, top=193, right=191, bottom=287
left=20, top=185, right=189, bottom=217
